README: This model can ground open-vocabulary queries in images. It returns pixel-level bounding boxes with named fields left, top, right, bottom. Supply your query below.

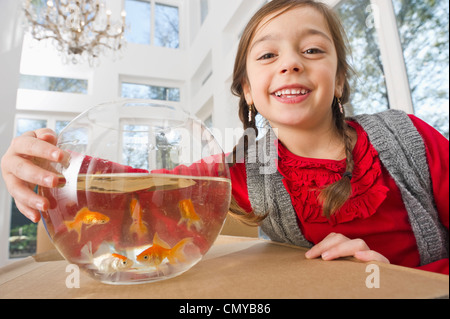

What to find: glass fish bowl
left=38, top=100, right=231, bottom=285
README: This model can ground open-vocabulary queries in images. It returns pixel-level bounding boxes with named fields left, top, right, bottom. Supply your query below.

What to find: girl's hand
left=305, top=232, right=390, bottom=264
left=1, top=128, right=64, bottom=223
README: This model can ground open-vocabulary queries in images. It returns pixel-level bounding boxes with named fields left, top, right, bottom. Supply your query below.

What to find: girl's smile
left=272, top=84, right=312, bottom=104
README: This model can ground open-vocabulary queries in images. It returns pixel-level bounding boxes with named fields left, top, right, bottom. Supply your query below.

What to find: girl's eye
left=257, top=53, right=276, bottom=60
left=304, top=48, right=324, bottom=55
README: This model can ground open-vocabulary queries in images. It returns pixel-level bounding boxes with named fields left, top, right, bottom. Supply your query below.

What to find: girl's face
left=243, top=6, right=343, bottom=131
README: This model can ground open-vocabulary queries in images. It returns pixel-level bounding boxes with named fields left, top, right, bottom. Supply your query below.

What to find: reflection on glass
left=9, top=118, right=47, bottom=258
left=393, top=0, right=449, bottom=138
left=335, top=0, right=389, bottom=116
left=125, top=0, right=151, bottom=45
left=123, top=125, right=150, bottom=170
left=55, top=121, right=70, bottom=135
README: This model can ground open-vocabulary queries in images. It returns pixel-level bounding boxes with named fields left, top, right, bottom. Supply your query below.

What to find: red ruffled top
left=277, top=121, right=389, bottom=225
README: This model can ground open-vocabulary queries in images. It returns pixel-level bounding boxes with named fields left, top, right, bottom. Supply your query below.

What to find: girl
left=2, top=0, right=448, bottom=274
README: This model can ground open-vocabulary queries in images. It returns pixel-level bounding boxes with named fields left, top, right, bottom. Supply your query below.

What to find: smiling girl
left=227, top=0, right=448, bottom=274
left=1, top=0, right=448, bottom=274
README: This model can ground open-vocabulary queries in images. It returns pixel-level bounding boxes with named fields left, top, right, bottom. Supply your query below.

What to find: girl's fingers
left=354, top=250, right=390, bottom=264
left=34, top=128, right=58, bottom=145
left=15, top=200, right=42, bottom=224
left=5, top=177, right=49, bottom=213
left=305, top=233, right=350, bottom=259
left=10, top=132, right=62, bottom=162
left=320, top=238, right=369, bottom=261
left=8, top=155, right=58, bottom=189
left=305, top=233, right=390, bottom=264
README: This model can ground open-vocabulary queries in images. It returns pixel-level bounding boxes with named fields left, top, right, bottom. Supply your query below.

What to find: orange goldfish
left=178, top=199, right=203, bottom=231
left=129, top=197, right=148, bottom=240
left=64, top=207, right=110, bottom=242
left=136, top=233, right=193, bottom=267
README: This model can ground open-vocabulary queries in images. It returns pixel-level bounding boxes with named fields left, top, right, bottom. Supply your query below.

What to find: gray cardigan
left=244, top=110, right=448, bottom=266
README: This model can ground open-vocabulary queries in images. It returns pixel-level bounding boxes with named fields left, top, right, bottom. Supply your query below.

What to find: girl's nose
left=281, top=66, right=301, bottom=74
left=280, top=53, right=303, bottom=74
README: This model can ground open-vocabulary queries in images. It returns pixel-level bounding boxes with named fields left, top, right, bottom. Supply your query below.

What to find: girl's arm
left=409, top=115, right=449, bottom=275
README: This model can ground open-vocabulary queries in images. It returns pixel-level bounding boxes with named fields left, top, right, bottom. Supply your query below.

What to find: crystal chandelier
left=23, top=0, right=127, bottom=67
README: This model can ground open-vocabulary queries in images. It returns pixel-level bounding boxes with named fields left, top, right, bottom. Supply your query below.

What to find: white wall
left=0, top=0, right=25, bottom=267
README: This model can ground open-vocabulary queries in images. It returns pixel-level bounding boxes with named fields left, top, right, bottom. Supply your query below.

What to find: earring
left=248, top=104, right=254, bottom=122
left=338, top=98, right=344, bottom=114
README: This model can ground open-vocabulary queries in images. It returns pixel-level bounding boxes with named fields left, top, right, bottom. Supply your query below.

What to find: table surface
left=1, top=236, right=448, bottom=299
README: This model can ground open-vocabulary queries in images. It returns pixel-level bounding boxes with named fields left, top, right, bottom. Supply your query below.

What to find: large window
left=125, top=0, right=180, bottom=49
left=393, top=0, right=449, bottom=138
left=334, top=0, right=449, bottom=138
left=335, top=0, right=389, bottom=116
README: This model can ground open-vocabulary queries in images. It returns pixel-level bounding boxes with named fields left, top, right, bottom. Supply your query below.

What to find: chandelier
left=23, top=0, right=127, bottom=66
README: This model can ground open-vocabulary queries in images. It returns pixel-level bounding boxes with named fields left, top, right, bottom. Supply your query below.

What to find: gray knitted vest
left=245, top=110, right=448, bottom=266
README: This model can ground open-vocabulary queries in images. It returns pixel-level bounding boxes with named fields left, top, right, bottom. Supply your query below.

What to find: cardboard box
left=0, top=235, right=448, bottom=299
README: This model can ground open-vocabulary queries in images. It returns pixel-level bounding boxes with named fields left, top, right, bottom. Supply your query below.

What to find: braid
left=227, top=96, right=265, bottom=227
left=318, top=98, right=355, bottom=218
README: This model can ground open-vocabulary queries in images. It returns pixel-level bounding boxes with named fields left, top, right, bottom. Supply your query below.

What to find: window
left=334, top=0, right=449, bottom=137
left=9, top=118, right=47, bottom=259
left=393, top=0, right=449, bottom=138
left=19, top=74, right=88, bottom=94
left=335, top=0, right=389, bottom=116
left=125, top=0, right=151, bottom=45
left=125, top=0, right=180, bottom=49
left=154, top=3, right=179, bottom=48
left=122, top=82, right=180, bottom=102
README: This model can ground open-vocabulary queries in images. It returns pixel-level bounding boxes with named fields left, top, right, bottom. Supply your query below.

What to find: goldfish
left=94, top=253, right=134, bottom=275
left=78, top=242, right=134, bottom=275
left=178, top=199, right=203, bottom=231
left=64, top=207, right=110, bottom=242
left=136, top=233, right=193, bottom=267
left=129, top=197, right=148, bottom=240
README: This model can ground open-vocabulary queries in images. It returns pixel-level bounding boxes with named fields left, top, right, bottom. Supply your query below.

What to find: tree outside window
left=336, top=0, right=449, bottom=138
left=393, top=0, right=449, bottom=138
left=335, top=0, right=389, bottom=116
left=125, top=0, right=179, bottom=49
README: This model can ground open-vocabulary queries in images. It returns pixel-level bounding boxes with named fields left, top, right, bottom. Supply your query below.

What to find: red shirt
left=230, top=115, right=449, bottom=275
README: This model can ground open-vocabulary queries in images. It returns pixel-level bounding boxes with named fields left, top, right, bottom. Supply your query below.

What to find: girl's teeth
left=275, top=89, right=309, bottom=97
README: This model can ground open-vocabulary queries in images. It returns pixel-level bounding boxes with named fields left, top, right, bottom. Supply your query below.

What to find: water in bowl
left=39, top=173, right=231, bottom=285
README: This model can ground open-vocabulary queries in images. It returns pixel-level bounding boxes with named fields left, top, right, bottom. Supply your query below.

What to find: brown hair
left=228, top=0, right=355, bottom=225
